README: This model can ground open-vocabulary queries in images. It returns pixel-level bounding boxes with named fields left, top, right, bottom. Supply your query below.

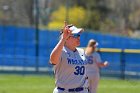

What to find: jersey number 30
left=74, top=66, right=85, bottom=75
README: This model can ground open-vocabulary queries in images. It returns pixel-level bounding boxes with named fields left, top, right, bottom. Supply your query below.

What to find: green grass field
left=0, top=74, right=140, bottom=93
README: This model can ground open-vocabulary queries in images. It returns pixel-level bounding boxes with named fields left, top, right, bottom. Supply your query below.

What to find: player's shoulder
left=61, top=47, right=68, bottom=55
left=92, top=51, right=100, bottom=56
left=76, top=47, right=85, bottom=53
left=62, top=47, right=66, bottom=52
left=76, top=47, right=84, bottom=51
left=63, top=46, right=71, bottom=52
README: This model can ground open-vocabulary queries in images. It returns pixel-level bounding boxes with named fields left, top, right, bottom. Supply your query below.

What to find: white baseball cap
left=68, top=25, right=84, bottom=34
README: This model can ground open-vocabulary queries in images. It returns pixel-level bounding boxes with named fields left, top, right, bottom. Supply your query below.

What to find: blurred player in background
left=50, top=22, right=88, bottom=93
left=85, top=39, right=109, bottom=93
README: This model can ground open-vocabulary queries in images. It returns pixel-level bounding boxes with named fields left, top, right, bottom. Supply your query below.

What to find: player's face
left=88, top=46, right=96, bottom=52
left=67, top=34, right=80, bottom=47
left=91, top=46, right=96, bottom=51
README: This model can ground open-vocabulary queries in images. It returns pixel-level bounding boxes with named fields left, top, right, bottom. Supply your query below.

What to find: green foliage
left=84, top=10, right=101, bottom=30
left=77, top=0, right=111, bottom=31
left=100, top=18, right=116, bottom=33
left=48, top=6, right=87, bottom=29
left=0, top=12, right=3, bottom=18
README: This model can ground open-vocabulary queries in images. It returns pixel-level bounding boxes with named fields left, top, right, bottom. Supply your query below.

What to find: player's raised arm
left=50, top=21, right=71, bottom=65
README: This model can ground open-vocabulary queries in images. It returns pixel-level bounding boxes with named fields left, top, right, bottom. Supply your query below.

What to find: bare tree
left=0, top=0, right=34, bottom=26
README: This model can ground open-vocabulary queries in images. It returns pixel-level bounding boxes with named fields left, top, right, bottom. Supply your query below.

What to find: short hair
left=87, top=39, right=97, bottom=47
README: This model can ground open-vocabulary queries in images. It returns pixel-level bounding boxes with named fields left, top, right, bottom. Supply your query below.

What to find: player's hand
left=103, top=61, right=109, bottom=66
left=61, top=21, right=72, bottom=41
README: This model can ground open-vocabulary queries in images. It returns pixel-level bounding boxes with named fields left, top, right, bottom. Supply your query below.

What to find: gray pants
left=53, top=87, right=89, bottom=93
left=88, top=73, right=100, bottom=93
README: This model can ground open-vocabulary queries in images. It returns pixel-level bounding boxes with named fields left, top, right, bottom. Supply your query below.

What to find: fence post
left=35, top=0, right=39, bottom=72
left=120, top=49, right=125, bottom=79
left=66, top=0, right=69, bottom=23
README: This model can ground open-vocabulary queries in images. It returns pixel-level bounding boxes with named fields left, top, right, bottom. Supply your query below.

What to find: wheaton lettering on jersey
left=67, top=58, right=88, bottom=65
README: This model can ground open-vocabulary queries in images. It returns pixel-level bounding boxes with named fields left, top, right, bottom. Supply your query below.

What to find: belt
left=57, top=87, right=84, bottom=92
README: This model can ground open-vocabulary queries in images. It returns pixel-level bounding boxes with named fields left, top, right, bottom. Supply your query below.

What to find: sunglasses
left=70, top=34, right=81, bottom=38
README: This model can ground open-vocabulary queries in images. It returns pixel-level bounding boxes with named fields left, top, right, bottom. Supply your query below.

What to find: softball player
left=85, top=39, right=108, bottom=93
left=50, top=22, right=89, bottom=93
